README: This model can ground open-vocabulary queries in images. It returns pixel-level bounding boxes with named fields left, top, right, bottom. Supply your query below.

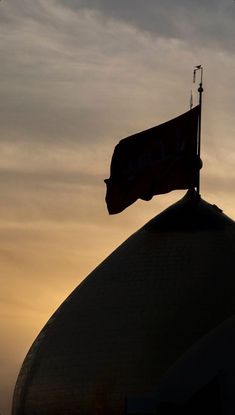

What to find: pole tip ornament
left=198, top=84, right=204, bottom=93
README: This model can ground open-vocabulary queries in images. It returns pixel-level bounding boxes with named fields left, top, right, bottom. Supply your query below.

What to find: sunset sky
left=1, top=1, right=235, bottom=413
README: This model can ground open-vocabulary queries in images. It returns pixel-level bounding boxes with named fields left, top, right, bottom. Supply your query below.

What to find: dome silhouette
left=12, top=190, right=235, bottom=415
left=127, top=315, right=235, bottom=414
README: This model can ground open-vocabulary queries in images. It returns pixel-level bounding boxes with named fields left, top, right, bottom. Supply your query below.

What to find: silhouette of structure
left=12, top=190, right=235, bottom=414
left=127, top=315, right=235, bottom=414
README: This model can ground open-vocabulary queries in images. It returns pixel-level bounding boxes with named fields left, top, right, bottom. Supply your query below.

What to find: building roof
left=12, top=191, right=235, bottom=415
left=127, top=315, right=235, bottom=414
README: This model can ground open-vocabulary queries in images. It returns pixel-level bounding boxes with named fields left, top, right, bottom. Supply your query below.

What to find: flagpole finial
left=198, top=82, right=204, bottom=93
left=193, top=65, right=203, bottom=84
left=198, top=83, right=204, bottom=94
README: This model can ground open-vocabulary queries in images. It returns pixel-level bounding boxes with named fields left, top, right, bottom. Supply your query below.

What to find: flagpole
left=195, top=66, right=203, bottom=196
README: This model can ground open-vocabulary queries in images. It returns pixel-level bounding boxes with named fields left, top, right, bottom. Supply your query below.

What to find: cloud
left=1, top=0, right=235, bottom=256
left=58, top=0, right=235, bottom=53
left=1, top=2, right=235, bottom=413
left=1, top=0, right=235, bottom=158
left=0, top=0, right=235, bottom=240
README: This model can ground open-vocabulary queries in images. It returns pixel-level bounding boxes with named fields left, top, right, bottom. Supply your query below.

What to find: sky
left=1, top=0, right=235, bottom=413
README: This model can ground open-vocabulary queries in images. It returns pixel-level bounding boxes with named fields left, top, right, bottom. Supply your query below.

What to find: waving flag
left=105, top=106, right=200, bottom=214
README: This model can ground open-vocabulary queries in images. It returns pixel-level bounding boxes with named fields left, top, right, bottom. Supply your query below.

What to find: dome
left=12, top=191, right=235, bottom=415
left=127, top=315, right=235, bottom=414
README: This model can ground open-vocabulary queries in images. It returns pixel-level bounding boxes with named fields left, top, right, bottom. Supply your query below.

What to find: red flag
left=105, top=106, right=200, bottom=214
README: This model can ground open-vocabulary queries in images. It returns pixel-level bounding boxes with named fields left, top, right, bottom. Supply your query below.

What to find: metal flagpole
left=193, top=65, right=203, bottom=196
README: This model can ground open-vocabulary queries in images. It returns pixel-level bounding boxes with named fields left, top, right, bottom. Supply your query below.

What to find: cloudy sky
left=1, top=0, right=235, bottom=413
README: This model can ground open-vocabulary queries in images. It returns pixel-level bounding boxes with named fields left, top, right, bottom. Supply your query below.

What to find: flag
left=105, top=105, right=200, bottom=214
